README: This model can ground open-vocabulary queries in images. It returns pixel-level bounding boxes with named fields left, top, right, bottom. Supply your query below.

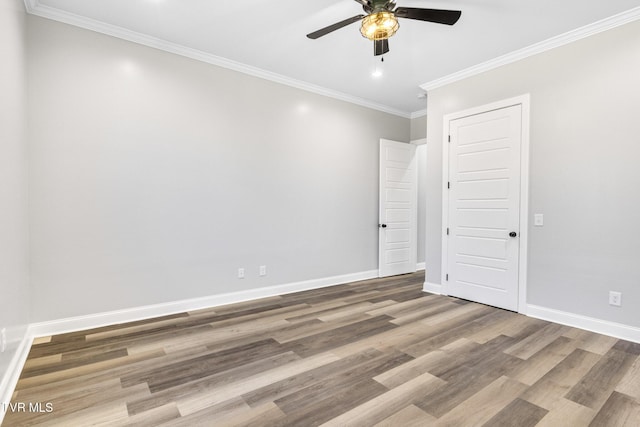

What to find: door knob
left=379, top=224, right=387, bottom=228
left=509, top=231, right=517, bottom=237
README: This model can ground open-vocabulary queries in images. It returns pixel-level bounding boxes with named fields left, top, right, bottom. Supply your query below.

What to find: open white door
left=445, top=104, right=523, bottom=311
left=379, top=139, right=417, bottom=277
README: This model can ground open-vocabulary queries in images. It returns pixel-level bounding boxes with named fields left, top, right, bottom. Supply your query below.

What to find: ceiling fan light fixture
left=360, top=11, right=399, bottom=41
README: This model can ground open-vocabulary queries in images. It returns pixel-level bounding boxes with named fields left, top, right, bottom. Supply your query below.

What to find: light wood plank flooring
left=5, top=272, right=640, bottom=426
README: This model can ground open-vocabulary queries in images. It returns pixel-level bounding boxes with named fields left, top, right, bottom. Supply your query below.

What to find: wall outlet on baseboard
left=609, top=291, right=622, bottom=307
left=259, top=265, right=267, bottom=277
left=1, top=328, right=6, bottom=353
left=238, top=268, right=245, bottom=279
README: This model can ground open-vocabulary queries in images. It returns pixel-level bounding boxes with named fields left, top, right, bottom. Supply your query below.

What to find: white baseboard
left=0, top=333, right=33, bottom=425
left=416, top=262, right=426, bottom=271
left=527, top=304, right=640, bottom=344
left=29, top=269, right=379, bottom=338
left=423, top=281, right=443, bottom=295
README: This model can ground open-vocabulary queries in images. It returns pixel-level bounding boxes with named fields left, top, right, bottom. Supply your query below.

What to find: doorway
left=379, top=139, right=418, bottom=277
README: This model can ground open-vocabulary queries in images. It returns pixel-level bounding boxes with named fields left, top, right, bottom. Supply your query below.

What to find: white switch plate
left=534, top=214, right=544, bottom=226
left=609, top=291, right=622, bottom=307
left=238, top=268, right=245, bottom=279
left=259, top=265, right=267, bottom=276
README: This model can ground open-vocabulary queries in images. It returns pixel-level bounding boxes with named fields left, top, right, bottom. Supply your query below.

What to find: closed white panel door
left=446, top=105, right=522, bottom=310
left=379, top=139, right=417, bottom=277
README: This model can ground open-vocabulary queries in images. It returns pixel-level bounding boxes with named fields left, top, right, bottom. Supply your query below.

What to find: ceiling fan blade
left=306, top=15, right=366, bottom=39
left=394, top=8, right=461, bottom=25
left=374, top=39, right=389, bottom=56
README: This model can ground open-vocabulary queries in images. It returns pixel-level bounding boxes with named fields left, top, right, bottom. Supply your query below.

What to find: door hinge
left=448, top=135, right=451, bottom=143
left=446, top=274, right=449, bottom=281
left=446, top=227, right=449, bottom=236
left=447, top=181, right=450, bottom=189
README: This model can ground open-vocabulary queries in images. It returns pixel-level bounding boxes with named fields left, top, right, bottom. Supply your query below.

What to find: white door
left=445, top=105, right=522, bottom=310
left=379, top=139, right=417, bottom=277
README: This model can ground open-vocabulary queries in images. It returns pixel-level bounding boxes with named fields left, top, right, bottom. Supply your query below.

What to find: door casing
left=441, top=95, right=531, bottom=314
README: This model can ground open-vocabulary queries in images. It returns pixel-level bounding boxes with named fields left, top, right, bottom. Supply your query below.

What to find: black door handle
left=509, top=231, right=517, bottom=237
left=379, top=224, right=387, bottom=228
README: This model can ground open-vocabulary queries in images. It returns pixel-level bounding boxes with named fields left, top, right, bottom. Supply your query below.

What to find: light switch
left=534, top=214, right=544, bottom=227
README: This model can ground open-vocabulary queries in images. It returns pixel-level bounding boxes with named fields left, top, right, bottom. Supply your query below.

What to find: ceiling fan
left=307, top=0, right=462, bottom=56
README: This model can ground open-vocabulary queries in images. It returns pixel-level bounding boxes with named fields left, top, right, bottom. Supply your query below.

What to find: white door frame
left=441, top=94, right=531, bottom=314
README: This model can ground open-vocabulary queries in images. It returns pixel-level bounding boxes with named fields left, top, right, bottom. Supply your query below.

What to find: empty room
left=1, top=0, right=640, bottom=425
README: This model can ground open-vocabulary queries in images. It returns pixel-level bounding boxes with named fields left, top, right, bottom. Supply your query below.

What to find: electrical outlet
left=609, top=291, right=622, bottom=307
left=1, top=328, right=6, bottom=353
left=259, top=265, right=267, bottom=276
left=534, top=214, right=544, bottom=226
left=238, top=268, right=245, bottom=279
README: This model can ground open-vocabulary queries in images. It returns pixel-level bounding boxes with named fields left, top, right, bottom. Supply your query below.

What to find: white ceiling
left=28, top=0, right=640, bottom=116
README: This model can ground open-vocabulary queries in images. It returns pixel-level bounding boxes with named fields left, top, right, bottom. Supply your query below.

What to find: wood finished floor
left=5, top=272, right=640, bottom=426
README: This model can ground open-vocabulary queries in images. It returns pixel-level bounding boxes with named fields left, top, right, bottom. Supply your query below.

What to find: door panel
left=458, top=148, right=510, bottom=172
left=379, top=139, right=417, bottom=277
left=456, top=179, right=510, bottom=200
left=456, top=235, right=508, bottom=260
left=446, top=105, right=522, bottom=310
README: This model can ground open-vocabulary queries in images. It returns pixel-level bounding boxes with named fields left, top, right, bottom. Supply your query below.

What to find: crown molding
left=409, top=109, right=427, bottom=119
left=23, top=1, right=411, bottom=119
left=421, top=6, right=640, bottom=92
left=23, top=0, right=37, bottom=12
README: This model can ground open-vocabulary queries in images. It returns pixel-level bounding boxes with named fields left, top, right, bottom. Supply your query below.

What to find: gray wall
left=0, top=0, right=29, bottom=382
left=410, top=115, right=427, bottom=141
left=27, top=16, right=410, bottom=322
left=426, top=19, right=640, bottom=327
